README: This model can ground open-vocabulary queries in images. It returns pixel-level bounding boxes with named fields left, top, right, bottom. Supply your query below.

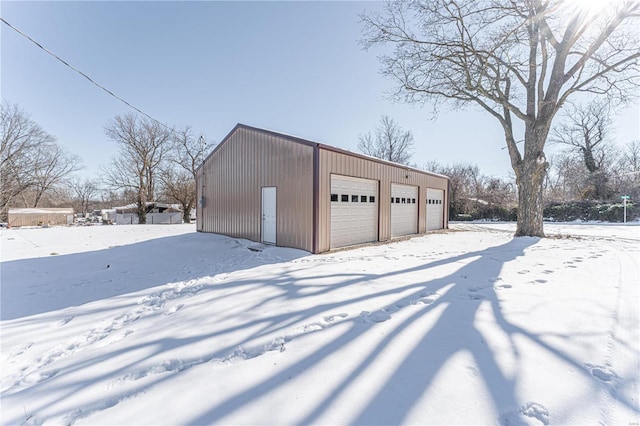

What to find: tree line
left=0, top=102, right=208, bottom=224
left=3, top=100, right=637, bottom=226
left=359, top=112, right=639, bottom=223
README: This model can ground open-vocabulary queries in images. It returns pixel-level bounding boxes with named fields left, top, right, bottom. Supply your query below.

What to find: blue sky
left=2, top=1, right=638, bottom=181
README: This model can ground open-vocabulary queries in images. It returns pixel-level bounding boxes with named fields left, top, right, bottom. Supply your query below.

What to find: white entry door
left=261, top=187, right=277, bottom=244
left=426, top=188, right=445, bottom=231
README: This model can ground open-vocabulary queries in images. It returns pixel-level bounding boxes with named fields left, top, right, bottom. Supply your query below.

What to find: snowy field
left=1, top=223, right=639, bottom=425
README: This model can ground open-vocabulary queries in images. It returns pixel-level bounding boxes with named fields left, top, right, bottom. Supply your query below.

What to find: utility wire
left=1, top=17, right=172, bottom=131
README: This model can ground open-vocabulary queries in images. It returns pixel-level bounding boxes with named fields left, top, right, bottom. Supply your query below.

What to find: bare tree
left=612, top=140, right=640, bottom=201
left=426, top=161, right=481, bottom=218
left=482, top=176, right=516, bottom=207
left=1, top=102, right=51, bottom=219
left=30, top=143, right=82, bottom=207
left=160, top=168, right=195, bottom=222
left=68, top=176, right=99, bottom=216
left=545, top=151, right=586, bottom=202
left=361, top=0, right=639, bottom=236
left=160, top=126, right=208, bottom=223
left=426, top=160, right=516, bottom=220
left=552, top=101, right=613, bottom=199
left=103, top=113, right=172, bottom=224
left=1, top=102, right=81, bottom=219
left=358, top=116, right=414, bottom=165
left=620, top=141, right=640, bottom=173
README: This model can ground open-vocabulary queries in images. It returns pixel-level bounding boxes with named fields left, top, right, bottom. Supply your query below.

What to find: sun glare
left=568, top=0, right=622, bottom=18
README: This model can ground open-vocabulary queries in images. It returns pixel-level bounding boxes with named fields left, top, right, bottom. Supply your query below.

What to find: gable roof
left=198, top=123, right=448, bottom=180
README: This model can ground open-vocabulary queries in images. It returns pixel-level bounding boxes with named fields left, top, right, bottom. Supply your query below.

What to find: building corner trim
left=312, top=144, right=319, bottom=254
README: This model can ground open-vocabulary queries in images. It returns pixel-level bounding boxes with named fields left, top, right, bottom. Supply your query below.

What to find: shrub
left=543, top=201, right=637, bottom=222
left=471, top=205, right=517, bottom=221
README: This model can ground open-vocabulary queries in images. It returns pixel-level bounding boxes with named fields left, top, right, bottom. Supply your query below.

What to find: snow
left=8, top=208, right=74, bottom=214
left=1, top=223, right=639, bottom=425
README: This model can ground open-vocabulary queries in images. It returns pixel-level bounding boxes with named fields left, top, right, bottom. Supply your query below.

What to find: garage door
left=426, top=188, right=445, bottom=231
left=330, top=175, right=378, bottom=248
left=391, top=184, right=418, bottom=237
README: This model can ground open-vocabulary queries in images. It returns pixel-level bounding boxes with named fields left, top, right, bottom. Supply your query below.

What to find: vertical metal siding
left=197, top=127, right=315, bottom=252
left=317, top=149, right=448, bottom=253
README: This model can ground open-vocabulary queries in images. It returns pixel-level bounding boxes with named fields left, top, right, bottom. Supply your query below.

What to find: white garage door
left=330, top=175, right=378, bottom=249
left=426, top=188, right=445, bottom=231
left=391, top=184, right=418, bottom=237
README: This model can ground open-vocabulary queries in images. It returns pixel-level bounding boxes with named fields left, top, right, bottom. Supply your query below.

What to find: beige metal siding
left=7, top=208, right=75, bottom=227
left=197, top=127, right=315, bottom=252
left=317, top=149, right=448, bottom=253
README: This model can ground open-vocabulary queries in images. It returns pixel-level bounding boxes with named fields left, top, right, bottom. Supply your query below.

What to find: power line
left=1, top=17, right=172, bottom=131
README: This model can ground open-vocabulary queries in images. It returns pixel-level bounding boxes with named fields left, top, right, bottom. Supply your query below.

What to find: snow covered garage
left=196, top=124, right=449, bottom=253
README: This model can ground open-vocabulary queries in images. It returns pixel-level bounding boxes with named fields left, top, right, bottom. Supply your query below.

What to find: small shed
left=197, top=124, right=449, bottom=253
left=8, top=208, right=75, bottom=227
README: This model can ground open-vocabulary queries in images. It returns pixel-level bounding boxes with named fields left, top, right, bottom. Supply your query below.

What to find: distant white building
left=107, top=202, right=182, bottom=225
left=8, top=208, right=74, bottom=227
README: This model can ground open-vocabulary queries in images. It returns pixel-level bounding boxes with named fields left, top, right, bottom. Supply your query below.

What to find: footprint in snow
left=518, top=270, right=530, bottom=275
left=9, top=342, right=33, bottom=359
left=302, top=323, right=325, bottom=332
left=495, top=284, right=512, bottom=290
left=465, top=365, right=479, bottom=378
left=499, top=402, right=550, bottom=426
left=530, top=279, right=548, bottom=284
left=460, top=287, right=485, bottom=301
left=360, top=310, right=391, bottom=323
left=24, top=368, right=60, bottom=385
left=165, top=304, right=185, bottom=315
left=323, top=313, right=348, bottom=323
left=412, top=297, right=434, bottom=305
left=54, top=316, right=74, bottom=326
left=466, top=294, right=484, bottom=301
left=587, top=364, right=616, bottom=382
left=394, top=300, right=410, bottom=309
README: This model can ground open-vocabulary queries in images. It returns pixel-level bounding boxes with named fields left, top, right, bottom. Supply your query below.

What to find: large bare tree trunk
left=515, top=158, right=546, bottom=237
left=137, top=188, right=147, bottom=224
left=513, top=119, right=551, bottom=237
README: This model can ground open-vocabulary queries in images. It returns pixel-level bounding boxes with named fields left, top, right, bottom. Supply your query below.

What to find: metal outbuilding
left=7, top=208, right=75, bottom=227
left=196, top=124, right=449, bottom=253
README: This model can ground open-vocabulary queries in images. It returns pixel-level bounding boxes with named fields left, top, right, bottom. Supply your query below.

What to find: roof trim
left=197, top=123, right=449, bottom=180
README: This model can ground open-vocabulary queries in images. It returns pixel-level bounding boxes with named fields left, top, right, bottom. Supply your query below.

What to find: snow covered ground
left=1, top=223, right=638, bottom=425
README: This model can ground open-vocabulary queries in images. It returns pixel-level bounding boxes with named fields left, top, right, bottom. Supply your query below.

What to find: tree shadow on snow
left=0, top=232, right=307, bottom=321
left=184, top=237, right=637, bottom=425
left=4, top=234, right=638, bottom=425
left=189, top=237, right=535, bottom=424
